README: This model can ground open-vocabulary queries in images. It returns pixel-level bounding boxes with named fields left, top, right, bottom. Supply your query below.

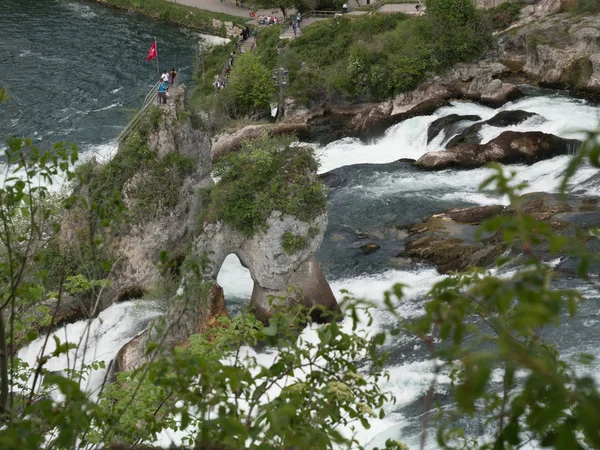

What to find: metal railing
left=305, top=10, right=341, bottom=18
left=116, top=80, right=161, bottom=145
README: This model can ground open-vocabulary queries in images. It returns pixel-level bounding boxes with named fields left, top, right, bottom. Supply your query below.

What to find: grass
left=89, top=0, right=246, bottom=36
left=204, top=135, right=326, bottom=237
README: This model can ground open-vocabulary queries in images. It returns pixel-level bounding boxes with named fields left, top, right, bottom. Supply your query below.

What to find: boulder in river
left=427, top=114, right=482, bottom=144
left=418, top=131, right=580, bottom=170
left=445, top=110, right=544, bottom=148
left=401, top=194, right=600, bottom=274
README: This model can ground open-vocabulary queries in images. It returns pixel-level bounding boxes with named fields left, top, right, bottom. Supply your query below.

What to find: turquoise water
left=0, top=0, right=208, bottom=154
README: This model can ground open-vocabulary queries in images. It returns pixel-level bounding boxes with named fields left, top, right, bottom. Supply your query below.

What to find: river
left=0, top=0, right=225, bottom=158
left=7, top=1, right=600, bottom=449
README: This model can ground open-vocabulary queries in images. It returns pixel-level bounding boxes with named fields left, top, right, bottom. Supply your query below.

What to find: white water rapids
left=19, top=92, right=600, bottom=448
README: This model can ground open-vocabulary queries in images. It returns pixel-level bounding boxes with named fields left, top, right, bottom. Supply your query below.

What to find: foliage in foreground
left=97, top=307, right=390, bottom=448
left=203, top=134, right=326, bottom=237
left=4, top=80, right=600, bottom=450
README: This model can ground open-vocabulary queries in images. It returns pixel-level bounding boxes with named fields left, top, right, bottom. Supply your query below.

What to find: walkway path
left=166, top=0, right=289, bottom=20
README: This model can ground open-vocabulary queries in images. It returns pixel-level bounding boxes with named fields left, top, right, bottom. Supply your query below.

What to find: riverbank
left=85, top=0, right=246, bottom=37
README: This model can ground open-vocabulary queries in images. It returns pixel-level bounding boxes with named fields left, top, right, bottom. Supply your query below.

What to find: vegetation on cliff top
left=195, top=0, right=521, bottom=124
left=92, top=0, right=246, bottom=36
left=201, top=134, right=326, bottom=237
left=76, top=106, right=196, bottom=225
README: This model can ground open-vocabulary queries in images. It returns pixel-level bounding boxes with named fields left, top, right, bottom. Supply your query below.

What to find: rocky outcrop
left=417, top=131, right=580, bottom=170
left=212, top=121, right=310, bottom=161
left=498, top=8, right=600, bottom=95
left=194, top=211, right=338, bottom=322
left=427, top=114, right=481, bottom=144
left=401, top=194, right=600, bottom=273
left=404, top=205, right=507, bottom=273
left=445, top=110, right=544, bottom=148
left=110, top=86, right=213, bottom=302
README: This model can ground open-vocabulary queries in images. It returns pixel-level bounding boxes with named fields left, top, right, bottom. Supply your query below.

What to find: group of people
left=157, top=68, right=177, bottom=105
left=240, top=25, right=253, bottom=41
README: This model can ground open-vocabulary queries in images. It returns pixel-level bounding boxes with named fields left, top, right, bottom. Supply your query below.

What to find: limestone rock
left=110, top=86, right=213, bottom=302
left=445, top=110, right=543, bottom=148
left=498, top=10, right=600, bottom=95
left=427, top=114, right=481, bottom=144
left=194, top=210, right=338, bottom=322
left=418, top=131, right=580, bottom=170
left=400, top=193, right=600, bottom=274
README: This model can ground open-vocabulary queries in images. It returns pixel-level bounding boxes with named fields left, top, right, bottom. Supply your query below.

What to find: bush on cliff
left=227, top=54, right=275, bottom=116
left=205, top=134, right=326, bottom=237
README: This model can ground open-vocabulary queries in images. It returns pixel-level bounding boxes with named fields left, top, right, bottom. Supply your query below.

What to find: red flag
left=146, top=40, right=157, bottom=62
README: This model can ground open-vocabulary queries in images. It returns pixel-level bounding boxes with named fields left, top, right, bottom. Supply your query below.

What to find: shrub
left=282, top=232, right=308, bottom=254
left=227, top=54, right=274, bottom=116
left=483, top=0, right=524, bottom=31
left=207, top=135, right=326, bottom=237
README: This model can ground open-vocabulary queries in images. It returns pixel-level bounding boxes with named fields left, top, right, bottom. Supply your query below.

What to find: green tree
left=227, top=53, right=274, bottom=116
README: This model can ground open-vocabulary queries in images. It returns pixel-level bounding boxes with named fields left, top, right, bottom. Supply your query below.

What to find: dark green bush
left=208, top=135, right=326, bottom=237
left=228, top=54, right=274, bottom=116
left=482, top=1, right=524, bottom=31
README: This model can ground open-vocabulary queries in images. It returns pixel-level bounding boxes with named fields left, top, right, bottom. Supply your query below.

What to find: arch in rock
left=195, top=211, right=338, bottom=322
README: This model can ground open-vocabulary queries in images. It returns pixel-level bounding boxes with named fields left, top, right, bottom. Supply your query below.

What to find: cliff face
left=195, top=211, right=337, bottom=322
left=498, top=10, right=600, bottom=94
left=112, top=86, right=213, bottom=302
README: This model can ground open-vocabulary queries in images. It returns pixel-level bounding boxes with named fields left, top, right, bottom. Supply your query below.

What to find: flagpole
left=155, top=38, right=160, bottom=80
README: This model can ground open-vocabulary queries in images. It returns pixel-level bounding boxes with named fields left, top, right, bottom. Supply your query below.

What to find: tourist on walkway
left=296, top=12, right=301, bottom=27
left=161, top=70, right=169, bottom=84
left=170, top=68, right=177, bottom=87
left=292, top=21, right=297, bottom=38
left=157, top=80, right=167, bottom=104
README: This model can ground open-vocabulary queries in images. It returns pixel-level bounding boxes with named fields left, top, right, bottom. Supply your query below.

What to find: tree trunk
left=0, top=314, right=9, bottom=418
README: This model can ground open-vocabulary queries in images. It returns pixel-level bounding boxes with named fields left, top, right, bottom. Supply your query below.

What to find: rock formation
left=112, top=86, right=213, bottom=302
left=427, top=114, right=482, bottom=144
left=417, top=131, right=580, bottom=170
left=444, top=110, right=544, bottom=148
left=498, top=5, right=600, bottom=95
left=194, top=211, right=337, bottom=323
left=401, top=193, right=600, bottom=273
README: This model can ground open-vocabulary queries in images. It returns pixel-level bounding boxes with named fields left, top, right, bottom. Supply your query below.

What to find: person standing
left=157, top=80, right=167, bottom=104
left=296, top=12, right=301, bottom=28
left=292, top=21, right=297, bottom=38
left=170, top=68, right=177, bottom=87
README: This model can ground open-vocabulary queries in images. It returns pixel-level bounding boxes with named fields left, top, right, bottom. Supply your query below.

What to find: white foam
left=216, top=254, right=253, bottom=300
left=199, top=34, right=231, bottom=46
left=17, top=301, right=161, bottom=398
left=92, top=103, right=121, bottom=112
left=317, top=97, right=600, bottom=175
